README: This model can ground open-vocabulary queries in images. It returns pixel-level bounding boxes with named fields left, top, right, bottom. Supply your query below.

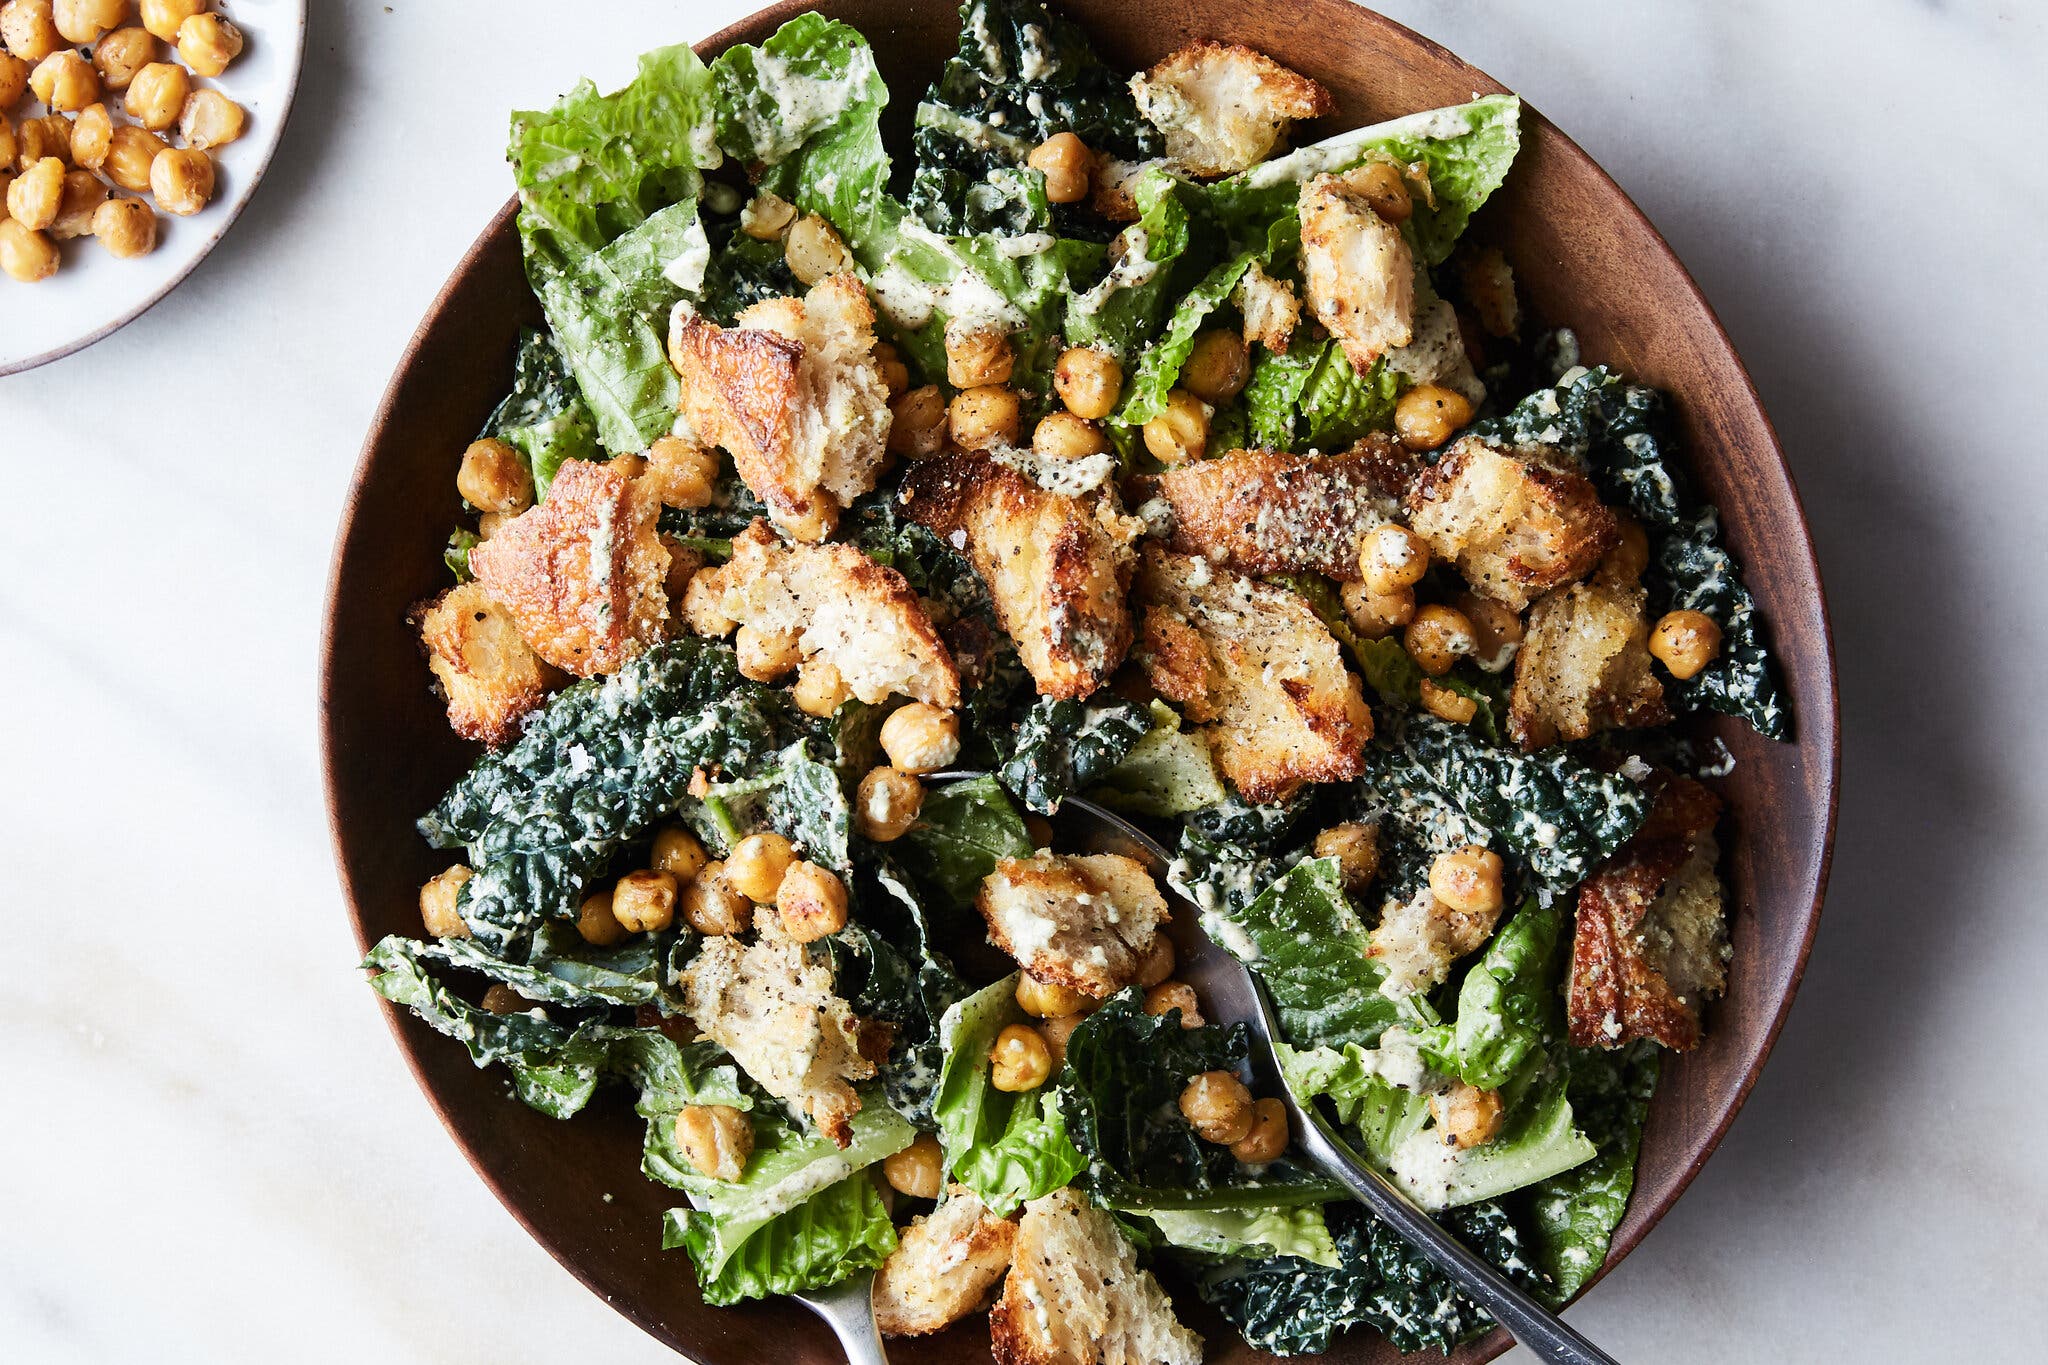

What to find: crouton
left=1132, top=546, right=1371, bottom=802
left=1368, top=883, right=1504, bottom=997
left=1300, top=167, right=1416, bottom=372
left=1139, top=606, right=1224, bottom=723
left=978, top=852, right=1170, bottom=1000
left=990, top=1188, right=1202, bottom=1365
left=717, top=520, right=960, bottom=707
left=678, top=927, right=875, bottom=1146
left=1405, top=437, right=1618, bottom=611
left=668, top=273, right=892, bottom=541
left=902, top=454, right=1140, bottom=700
left=1234, top=257, right=1301, bottom=353
left=1509, top=578, right=1670, bottom=750
left=874, top=1187, right=1017, bottom=1337
left=413, top=582, right=560, bottom=745
left=467, top=458, right=670, bottom=677
left=1386, top=294, right=1485, bottom=406
left=1568, top=774, right=1727, bottom=1051
left=1133, top=438, right=1419, bottom=581
left=1089, top=155, right=1166, bottom=222
left=1130, top=42, right=1333, bottom=178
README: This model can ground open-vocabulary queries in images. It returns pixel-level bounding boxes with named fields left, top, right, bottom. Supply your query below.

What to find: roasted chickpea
left=675, top=1104, right=753, bottom=1181
left=640, top=436, right=718, bottom=510
left=881, top=1133, right=945, bottom=1199
left=777, top=860, right=849, bottom=943
left=576, top=888, right=630, bottom=947
left=791, top=657, right=851, bottom=719
left=0, top=169, right=14, bottom=213
left=1026, top=130, right=1091, bottom=203
left=1024, top=814, right=1055, bottom=849
left=124, top=60, right=186, bottom=130
left=1179, top=329, right=1248, bottom=404
left=137, top=0, right=201, bottom=43
left=734, top=623, right=802, bottom=683
left=1142, top=388, right=1209, bottom=465
left=1340, top=581, right=1415, bottom=639
left=1143, top=981, right=1204, bottom=1029
left=6, top=151, right=59, bottom=228
left=455, top=437, right=533, bottom=513
left=854, top=765, right=922, bottom=842
left=1453, top=591, right=1524, bottom=671
left=650, top=825, right=709, bottom=882
left=1015, top=972, right=1087, bottom=1019
left=990, top=1023, right=1053, bottom=1092
left=68, top=101, right=109, bottom=167
left=476, top=511, right=510, bottom=542
left=739, top=188, right=795, bottom=240
left=0, top=50, right=26, bottom=104
left=101, top=124, right=163, bottom=191
left=1230, top=1097, right=1290, bottom=1164
left=149, top=143, right=211, bottom=215
left=611, top=868, right=678, bottom=933
left=177, top=86, right=244, bottom=149
left=29, top=50, right=96, bottom=111
left=880, top=702, right=960, bottom=775
left=680, top=862, right=752, bottom=936
left=1428, top=1082, right=1505, bottom=1149
left=1598, top=516, right=1650, bottom=586
left=47, top=166, right=103, bottom=238
left=53, top=0, right=124, bottom=44
left=1054, top=345, right=1121, bottom=419
left=1359, top=523, right=1430, bottom=595
left=1031, top=409, right=1108, bottom=460
left=479, top=983, right=526, bottom=1016
left=1, top=0, right=61, bottom=62
left=417, top=864, right=473, bottom=939
left=1404, top=603, right=1477, bottom=676
left=1133, top=933, right=1175, bottom=989
left=1394, top=383, right=1476, bottom=452
left=886, top=384, right=949, bottom=459
left=725, top=831, right=797, bottom=904
left=948, top=384, right=1020, bottom=450
left=175, top=11, right=240, bottom=76
left=19, top=113, right=71, bottom=167
left=92, top=25, right=154, bottom=89
left=1314, top=821, right=1380, bottom=892
left=1459, top=245, right=1519, bottom=339
left=1418, top=677, right=1479, bottom=725
left=1179, top=1071, right=1253, bottom=1145
left=945, top=323, right=1013, bottom=388
left=1649, top=609, right=1722, bottom=679
left=681, top=566, right=736, bottom=638
left=782, top=499, right=837, bottom=541
left=1428, top=845, right=1504, bottom=917
left=867, top=339, right=910, bottom=398
left=1038, top=1011, right=1083, bottom=1071
left=1348, top=158, right=1412, bottom=223
left=783, top=212, right=852, bottom=284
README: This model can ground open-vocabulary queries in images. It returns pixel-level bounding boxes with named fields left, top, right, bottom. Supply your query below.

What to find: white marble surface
left=4, top=1, right=2043, bottom=1361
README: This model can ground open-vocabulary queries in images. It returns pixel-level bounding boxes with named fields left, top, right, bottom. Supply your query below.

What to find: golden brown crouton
left=1368, top=884, right=1504, bottom=997
left=1509, top=578, right=1670, bottom=750
left=1130, top=41, right=1333, bottom=178
left=1132, top=547, right=1371, bottom=802
left=1134, top=438, right=1419, bottom=581
left=1234, top=257, right=1301, bottom=353
left=1138, top=606, right=1224, bottom=723
left=1300, top=167, right=1416, bottom=372
left=1568, top=775, right=1727, bottom=1051
left=467, top=458, right=670, bottom=677
left=990, top=1188, right=1202, bottom=1365
left=874, top=1187, right=1017, bottom=1337
left=902, top=454, right=1140, bottom=701
left=1405, top=437, right=1618, bottom=611
left=668, top=273, right=892, bottom=541
left=1088, top=155, right=1165, bottom=222
left=413, top=582, right=560, bottom=745
left=717, top=521, right=961, bottom=707
left=978, top=852, right=1170, bottom=1000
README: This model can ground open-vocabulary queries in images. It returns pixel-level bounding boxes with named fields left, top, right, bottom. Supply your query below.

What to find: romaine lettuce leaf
left=1524, top=1042, right=1657, bottom=1303
left=666, top=1171, right=897, bottom=1308
left=1385, top=1062, right=1595, bottom=1210
left=1430, top=895, right=1563, bottom=1091
left=1277, top=1039, right=1435, bottom=1165
left=931, top=974, right=1086, bottom=1214
left=1063, top=168, right=1195, bottom=358
left=1114, top=248, right=1260, bottom=425
left=999, top=694, right=1153, bottom=815
left=895, top=773, right=1035, bottom=906
left=1141, top=1204, right=1340, bottom=1269
left=1089, top=701, right=1227, bottom=817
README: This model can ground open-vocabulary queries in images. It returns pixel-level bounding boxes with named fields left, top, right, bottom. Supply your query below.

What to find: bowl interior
left=323, top=2, right=1838, bottom=1361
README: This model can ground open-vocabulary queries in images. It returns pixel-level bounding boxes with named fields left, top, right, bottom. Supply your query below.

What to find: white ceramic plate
left=0, top=0, right=305, bottom=375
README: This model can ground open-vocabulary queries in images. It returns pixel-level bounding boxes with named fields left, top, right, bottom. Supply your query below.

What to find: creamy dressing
left=1238, top=104, right=1480, bottom=190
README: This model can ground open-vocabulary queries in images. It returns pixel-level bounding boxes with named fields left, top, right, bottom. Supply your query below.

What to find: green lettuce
left=1142, top=1204, right=1340, bottom=1268
left=1063, top=168, right=1194, bottom=358
left=478, top=328, right=601, bottom=498
left=931, top=974, right=1085, bottom=1214
left=1524, top=1042, right=1657, bottom=1303
left=1277, top=1040, right=1435, bottom=1165
left=1432, top=895, right=1563, bottom=1091
left=1090, top=701, right=1226, bottom=817
left=1386, top=1062, right=1595, bottom=1210
left=896, top=774, right=1035, bottom=905
left=667, top=1172, right=897, bottom=1308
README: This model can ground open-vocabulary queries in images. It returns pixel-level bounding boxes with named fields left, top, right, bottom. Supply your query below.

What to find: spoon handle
left=794, top=1270, right=890, bottom=1365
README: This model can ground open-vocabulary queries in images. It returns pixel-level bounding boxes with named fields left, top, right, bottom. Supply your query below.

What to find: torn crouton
left=1130, top=42, right=1333, bottom=178
left=413, top=582, right=560, bottom=745
left=1300, top=166, right=1416, bottom=373
left=978, top=852, right=1170, bottom=1000
left=990, top=1188, right=1202, bottom=1365
left=1089, top=154, right=1166, bottom=222
left=874, top=1187, right=1017, bottom=1337
left=901, top=454, right=1140, bottom=700
left=1386, top=293, right=1485, bottom=406
left=668, top=273, right=892, bottom=541
left=467, top=458, right=670, bottom=677
left=1234, top=257, right=1301, bottom=353
left=1369, top=883, right=1505, bottom=997
left=1132, top=546, right=1371, bottom=802
left=1405, top=437, right=1618, bottom=611
left=1568, top=774, right=1727, bottom=1051
left=1509, top=578, right=1670, bottom=750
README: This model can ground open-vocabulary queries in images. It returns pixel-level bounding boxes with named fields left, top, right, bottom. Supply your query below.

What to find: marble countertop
left=5, top=1, right=2042, bottom=1361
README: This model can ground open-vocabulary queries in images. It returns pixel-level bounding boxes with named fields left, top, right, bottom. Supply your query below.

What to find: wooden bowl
left=322, top=1, right=1839, bottom=1360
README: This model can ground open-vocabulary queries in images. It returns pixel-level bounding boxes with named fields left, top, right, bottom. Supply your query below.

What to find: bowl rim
left=322, top=2, right=1839, bottom=1359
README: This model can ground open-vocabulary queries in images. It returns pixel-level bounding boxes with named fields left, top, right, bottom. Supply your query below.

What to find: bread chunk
left=1509, top=578, right=1669, bottom=750
left=1300, top=166, right=1416, bottom=372
left=1368, top=884, right=1504, bottom=998
left=413, top=582, right=559, bottom=745
left=1130, top=41, right=1332, bottom=177
left=1405, top=437, right=1617, bottom=610
left=874, top=1187, right=1017, bottom=1337
left=1234, top=258, right=1301, bottom=353
left=990, top=1188, right=1202, bottom=1365
left=978, top=853, right=1170, bottom=1000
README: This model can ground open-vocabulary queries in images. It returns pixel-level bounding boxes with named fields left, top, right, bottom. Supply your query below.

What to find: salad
left=365, top=2, right=1791, bottom=1359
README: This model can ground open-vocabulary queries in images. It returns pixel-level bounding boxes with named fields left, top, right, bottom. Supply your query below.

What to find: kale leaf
left=833, top=859, right=969, bottom=1125
left=696, top=227, right=799, bottom=325
left=998, top=694, right=1153, bottom=814
left=894, top=773, right=1036, bottom=906
left=1203, top=858, right=1403, bottom=1050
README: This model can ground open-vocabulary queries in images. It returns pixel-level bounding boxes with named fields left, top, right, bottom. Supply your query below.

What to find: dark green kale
left=1522, top=1041, right=1658, bottom=1303
left=657, top=463, right=767, bottom=544
left=1168, top=822, right=1304, bottom=921
left=412, top=922, right=697, bottom=1014
left=695, top=226, right=800, bottom=324
left=829, top=859, right=970, bottom=1125
left=998, top=695, right=1153, bottom=814
left=1185, top=788, right=1315, bottom=851
left=479, top=327, right=602, bottom=498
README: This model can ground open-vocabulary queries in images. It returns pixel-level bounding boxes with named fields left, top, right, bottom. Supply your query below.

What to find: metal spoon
left=793, top=1269, right=889, bottom=1365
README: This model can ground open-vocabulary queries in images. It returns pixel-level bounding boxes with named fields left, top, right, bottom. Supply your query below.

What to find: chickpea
left=124, top=60, right=186, bottom=130
left=1026, top=130, right=1091, bottom=203
left=1418, top=677, right=1478, bottom=725
left=1054, top=345, right=1122, bottom=419
left=871, top=339, right=909, bottom=397
left=1459, top=245, right=1519, bottom=339
left=476, top=511, right=510, bottom=542
left=776, top=860, right=849, bottom=943
left=739, top=188, right=795, bottom=240
left=69, top=102, right=109, bottom=167
left=47, top=166, right=103, bottom=238
left=880, top=702, right=960, bottom=775
left=1133, top=933, right=1175, bottom=989
left=0, top=51, right=25, bottom=104
left=720, top=832, right=795, bottom=906
left=1179, top=1070, right=1253, bottom=1145
left=1230, top=1097, right=1290, bottom=1164
left=881, top=1133, right=945, bottom=1199
left=675, top=1104, right=753, bottom=1181
left=1023, top=814, right=1055, bottom=848
left=1394, top=383, right=1476, bottom=452
left=101, top=124, right=163, bottom=191
left=1340, top=581, right=1415, bottom=639
left=138, top=0, right=202, bottom=43
left=0, top=0, right=60, bottom=61
left=176, top=12, right=241, bottom=76
left=1599, top=516, right=1650, bottom=586
left=5, top=152, right=58, bottom=228
left=989, top=1023, right=1053, bottom=1092
left=575, top=888, right=630, bottom=947
left=1179, top=329, right=1248, bottom=404
left=1649, top=609, right=1722, bottom=679
left=1428, top=845, right=1504, bottom=917
left=454, top=436, right=533, bottom=513
left=0, top=169, right=13, bottom=212
left=609, top=868, right=677, bottom=934
left=1038, top=1011, right=1083, bottom=1071
left=177, top=87, right=244, bottom=149
left=640, top=436, right=718, bottom=509
left=783, top=212, right=853, bottom=285
left=1404, top=603, right=1477, bottom=676
left=854, top=765, right=922, bottom=842
left=29, top=49, right=97, bottom=111
left=86, top=192, right=152, bottom=256
left=1346, top=159, right=1413, bottom=223
left=1031, top=409, right=1108, bottom=461
left=1453, top=591, right=1524, bottom=671
left=418, top=864, right=473, bottom=939
left=734, top=624, right=802, bottom=683
left=782, top=497, right=837, bottom=539
left=1142, top=981, right=1204, bottom=1029
left=0, top=217, right=56, bottom=279
left=680, top=862, right=752, bottom=936
left=948, top=384, right=1020, bottom=450
left=791, top=657, right=851, bottom=719
left=681, top=565, right=736, bottom=638
left=19, top=113, right=71, bottom=167
left=945, top=323, right=1013, bottom=389
left=1142, top=388, right=1210, bottom=465
left=1314, top=821, right=1380, bottom=892
left=92, top=25, right=154, bottom=89
left=53, top=0, right=124, bottom=44
left=650, top=825, right=709, bottom=883
left=1428, top=1082, right=1505, bottom=1149
left=149, top=143, right=211, bottom=216
left=1358, top=523, right=1430, bottom=595
left=479, top=983, right=526, bottom=1016
left=886, top=384, right=949, bottom=459
left=1015, top=972, right=1087, bottom=1019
